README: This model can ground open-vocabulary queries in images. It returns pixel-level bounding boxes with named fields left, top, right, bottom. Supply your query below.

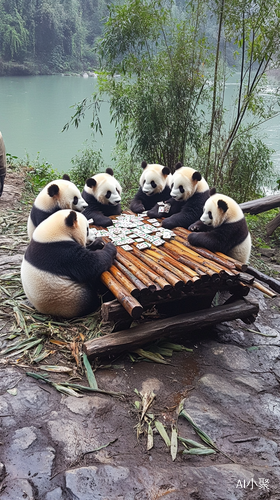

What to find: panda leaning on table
left=82, top=168, right=122, bottom=227
left=129, top=161, right=172, bottom=214
left=21, top=209, right=116, bottom=319
left=188, top=191, right=251, bottom=264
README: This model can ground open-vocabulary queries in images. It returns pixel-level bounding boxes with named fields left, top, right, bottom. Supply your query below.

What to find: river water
left=0, top=74, right=279, bottom=176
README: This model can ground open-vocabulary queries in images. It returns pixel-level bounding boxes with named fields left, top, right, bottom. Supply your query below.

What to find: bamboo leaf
left=141, top=391, right=155, bottom=421
left=182, top=448, right=216, bottom=455
left=160, top=342, right=193, bottom=352
left=134, top=349, right=169, bottom=364
left=38, top=365, right=73, bottom=373
left=178, top=436, right=211, bottom=449
left=147, top=421, right=153, bottom=451
left=53, top=383, right=82, bottom=397
left=154, top=420, right=171, bottom=447
left=82, top=353, right=98, bottom=389
left=171, top=427, right=178, bottom=461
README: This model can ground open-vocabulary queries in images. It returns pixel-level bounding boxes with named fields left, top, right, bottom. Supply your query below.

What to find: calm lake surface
left=0, top=74, right=279, bottom=176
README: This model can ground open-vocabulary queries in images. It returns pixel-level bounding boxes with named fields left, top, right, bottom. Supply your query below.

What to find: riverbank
left=1, top=167, right=280, bottom=499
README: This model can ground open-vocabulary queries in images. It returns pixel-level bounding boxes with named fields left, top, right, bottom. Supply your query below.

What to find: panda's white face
left=33, top=209, right=89, bottom=247
left=36, top=179, right=87, bottom=212
left=200, top=193, right=243, bottom=228
left=140, top=164, right=171, bottom=196
left=170, top=168, right=197, bottom=201
left=84, top=172, right=122, bottom=206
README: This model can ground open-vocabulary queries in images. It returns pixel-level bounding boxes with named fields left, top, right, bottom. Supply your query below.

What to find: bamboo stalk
left=251, top=281, right=277, bottom=298
left=124, top=247, right=172, bottom=291
left=101, top=271, right=143, bottom=319
left=162, top=243, right=218, bottom=282
left=149, top=246, right=200, bottom=280
left=132, top=247, right=184, bottom=289
left=114, top=261, right=148, bottom=295
left=109, top=265, right=140, bottom=298
left=174, top=228, right=247, bottom=272
left=116, top=249, right=156, bottom=292
left=144, top=248, right=196, bottom=285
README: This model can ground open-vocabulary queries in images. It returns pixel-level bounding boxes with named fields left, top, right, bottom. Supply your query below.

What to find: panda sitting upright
left=153, top=162, right=210, bottom=230
left=129, top=161, right=172, bottom=214
left=188, top=192, right=251, bottom=264
left=82, top=168, right=122, bottom=227
left=27, top=174, right=87, bottom=239
left=21, top=209, right=117, bottom=318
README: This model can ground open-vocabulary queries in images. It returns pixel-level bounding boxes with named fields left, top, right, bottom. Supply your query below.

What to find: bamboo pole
left=149, top=246, right=200, bottom=279
left=114, top=261, right=148, bottom=295
left=109, top=265, right=140, bottom=298
left=251, top=281, right=277, bottom=298
left=120, top=247, right=172, bottom=291
left=131, top=247, right=184, bottom=289
left=161, top=243, right=219, bottom=282
left=174, top=228, right=247, bottom=272
left=144, top=248, right=196, bottom=285
left=116, top=249, right=156, bottom=292
left=101, top=271, right=143, bottom=319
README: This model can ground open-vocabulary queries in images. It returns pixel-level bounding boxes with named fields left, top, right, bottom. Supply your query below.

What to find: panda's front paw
left=87, top=238, right=105, bottom=251
left=105, top=242, right=117, bottom=260
left=188, top=220, right=207, bottom=232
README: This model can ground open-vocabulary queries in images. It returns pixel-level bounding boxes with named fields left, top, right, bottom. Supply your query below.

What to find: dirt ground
left=1, top=169, right=280, bottom=499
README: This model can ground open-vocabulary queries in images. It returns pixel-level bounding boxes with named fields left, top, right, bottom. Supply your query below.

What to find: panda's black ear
left=175, top=162, right=182, bottom=170
left=48, top=184, right=59, bottom=197
left=106, top=168, right=114, bottom=176
left=218, top=199, right=228, bottom=213
left=141, top=161, right=147, bottom=169
left=62, top=174, right=71, bottom=181
left=192, top=171, right=202, bottom=182
left=65, top=210, right=77, bottom=227
left=210, top=187, right=216, bottom=196
left=86, top=178, right=97, bottom=188
left=162, top=167, right=170, bottom=176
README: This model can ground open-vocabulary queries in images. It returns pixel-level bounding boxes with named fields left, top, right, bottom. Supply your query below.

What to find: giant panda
left=129, top=161, right=172, bottom=214
left=82, top=168, right=122, bottom=227
left=21, top=209, right=117, bottom=318
left=188, top=192, right=251, bottom=264
left=27, top=174, right=87, bottom=239
left=157, top=163, right=210, bottom=229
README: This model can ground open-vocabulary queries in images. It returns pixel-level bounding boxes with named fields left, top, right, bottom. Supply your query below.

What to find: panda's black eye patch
left=171, top=183, right=174, bottom=189
left=151, top=181, right=157, bottom=189
left=105, top=190, right=111, bottom=199
left=179, top=185, right=184, bottom=193
left=73, top=196, right=78, bottom=205
left=208, top=211, right=213, bottom=219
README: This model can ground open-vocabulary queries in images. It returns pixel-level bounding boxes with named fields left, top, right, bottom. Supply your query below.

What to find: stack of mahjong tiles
left=95, top=212, right=175, bottom=251
left=91, top=211, right=251, bottom=321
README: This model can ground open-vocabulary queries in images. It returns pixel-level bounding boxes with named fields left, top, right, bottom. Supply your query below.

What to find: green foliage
left=69, top=145, right=106, bottom=191
left=110, top=143, right=141, bottom=209
left=23, top=155, right=60, bottom=196
left=208, top=131, right=276, bottom=203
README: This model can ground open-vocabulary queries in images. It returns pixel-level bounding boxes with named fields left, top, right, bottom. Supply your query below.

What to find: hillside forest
left=0, top=0, right=108, bottom=75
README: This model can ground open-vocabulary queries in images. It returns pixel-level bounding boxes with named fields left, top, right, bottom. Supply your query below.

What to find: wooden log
left=246, top=265, right=280, bottom=294
left=266, top=213, right=280, bottom=236
left=239, top=194, right=280, bottom=215
left=101, top=271, right=143, bottom=319
left=109, top=265, right=140, bottom=298
left=114, top=261, right=148, bottom=295
left=83, top=298, right=259, bottom=358
left=132, top=247, right=184, bottom=289
left=116, top=249, right=156, bottom=292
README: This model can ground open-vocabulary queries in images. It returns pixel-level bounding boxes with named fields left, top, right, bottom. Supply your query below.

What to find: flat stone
left=63, top=395, right=112, bottom=416
left=44, top=487, right=64, bottom=500
left=0, top=367, right=22, bottom=392
left=11, top=426, right=37, bottom=450
left=0, top=478, right=34, bottom=500
left=47, top=418, right=100, bottom=461
left=209, top=343, right=252, bottom=370
left=234, top=374, right=266, bottom=392
left=198, top=373, right=249, bottom=403
left=65, top=465, right=131, bottom=500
